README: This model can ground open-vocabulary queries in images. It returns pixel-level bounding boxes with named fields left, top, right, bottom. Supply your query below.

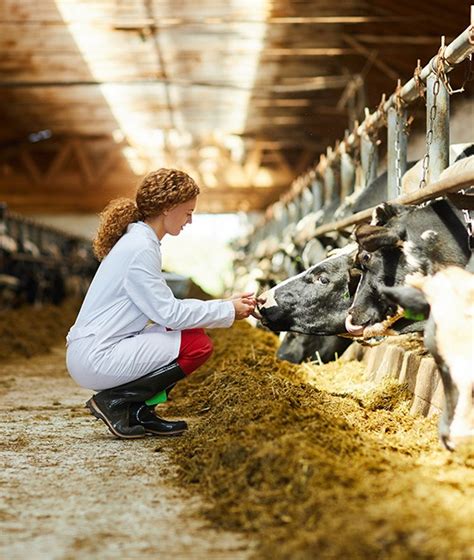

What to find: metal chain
left=394, top=81, right=405, bottom=196
left=436, top=40, right=472, bottom=96
left=413, top=59, right=425, bottom=100
left=419, top=72, right=440, bottom=189
left=462, top=208, right=474, bottom=251
left=394, top=114, right=402, bottom=196
left=364, top=109, right=379, bottom=187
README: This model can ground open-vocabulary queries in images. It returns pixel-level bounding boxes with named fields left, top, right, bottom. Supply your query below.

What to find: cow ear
left=371, top=202, right=406, bottom=226
left=355, top=223, right=406, bottom=252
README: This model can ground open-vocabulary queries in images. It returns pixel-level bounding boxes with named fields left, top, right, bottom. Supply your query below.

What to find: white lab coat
left=66, top=221, right=235, bottom=390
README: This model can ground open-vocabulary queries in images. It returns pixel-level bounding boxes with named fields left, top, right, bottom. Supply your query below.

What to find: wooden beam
left=244, top=143, right=263, bottom=184
left=295, top=149, right=316, bottom=174
left=71, top=138, right=95, bottom=185
left=269, top=150, right=293, bottom=178
left=45, top=140, right=73, bottom=183
left=261, top=48, right=353, bottom=57
left=19, top=147, right=42, bottom=184
left=0, top=16, right=411, bottom=27
left=1, top=186, right=290, bottom=214
left=96, top=150, right=124, bottom=182
left=342, top=34, right=399, bottom=81
left=0, top=48, right=354, bottom=59
left=0, top=75, right=351, bottom=93
left=354, top=34, right=452, bottom=45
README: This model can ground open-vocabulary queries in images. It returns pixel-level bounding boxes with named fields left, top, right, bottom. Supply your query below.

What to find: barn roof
left=0, top=0, right=472, bottom=214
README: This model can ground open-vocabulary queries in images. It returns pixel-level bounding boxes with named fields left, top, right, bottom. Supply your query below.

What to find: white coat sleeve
left=123, top=247, right=235, bottom=330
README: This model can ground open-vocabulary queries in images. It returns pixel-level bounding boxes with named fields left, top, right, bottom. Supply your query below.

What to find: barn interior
left=1, top=0, right=473, bottom=289
left=1, top=2, right=473, bottom=559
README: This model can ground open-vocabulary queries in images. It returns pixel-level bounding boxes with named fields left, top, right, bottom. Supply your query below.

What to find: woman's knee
left=201, top=334, right=213, bottom=358
left=177, top=330, right=214, bottom=375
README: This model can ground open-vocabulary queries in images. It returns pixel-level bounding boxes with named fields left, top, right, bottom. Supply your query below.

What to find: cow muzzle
left=345, top=314, right=365, bottom=336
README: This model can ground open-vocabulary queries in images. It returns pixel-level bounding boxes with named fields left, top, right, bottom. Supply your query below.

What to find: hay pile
left=166, top=322, right=474, bottom=560
left=0, top=299, right=80, bottom=362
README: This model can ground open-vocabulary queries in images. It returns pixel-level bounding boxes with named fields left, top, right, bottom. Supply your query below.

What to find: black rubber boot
left=86, top=398, right=145, bottom=439
left=85, top=362, right=186, bottom=440
left=130, top=404, right=188, bottom=436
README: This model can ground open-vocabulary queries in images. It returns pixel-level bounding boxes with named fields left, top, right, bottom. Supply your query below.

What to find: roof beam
left=354, top=34, right=454, bottom=45
left=0, top=185, right=289, bottom=214
left=0, top=76, right=351, bottom=92
left=0, top=16, right=412, bottom=27
left=342, top=34, right=399, bottom=81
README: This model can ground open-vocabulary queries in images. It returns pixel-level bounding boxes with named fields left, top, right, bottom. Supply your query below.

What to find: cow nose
left=257, top=288, right=277, bottom=309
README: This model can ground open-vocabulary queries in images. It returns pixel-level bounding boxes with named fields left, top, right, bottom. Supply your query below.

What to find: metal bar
left=286, top=201, right=298, bottom=228
left=360, top=133, right=378, bottom=188
left=324, top=164, right=336, bottom=204
left=337, top=21, right=474, bottom=145
left=340, top=150, right=356, bottom=199
left=311, top=169, right=474, bottom=237
left=311, top=179, right=323, bottom=212
left=426, top=72, right=450, bottom=184
left=387, top=107, right=408, bottom=199
left=300, top=185, right=314, bottom=216
left=278, top=204, right=289, bottom=233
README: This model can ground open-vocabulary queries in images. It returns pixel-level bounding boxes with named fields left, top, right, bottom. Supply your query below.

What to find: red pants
left=176, top=328, right=214, bottom=376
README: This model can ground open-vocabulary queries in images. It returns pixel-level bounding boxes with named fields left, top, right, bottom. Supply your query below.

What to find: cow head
left=346, top=203, right=437, bottom=335
left=256, top=244, right=360, bottom=335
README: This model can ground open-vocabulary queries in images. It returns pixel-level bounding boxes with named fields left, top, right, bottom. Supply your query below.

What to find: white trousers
left=66, top=324, right=181, bottom=391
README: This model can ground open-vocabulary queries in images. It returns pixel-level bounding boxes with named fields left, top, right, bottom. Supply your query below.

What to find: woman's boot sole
left=85, top=398, right=146, bottom=440
left=144, top=428, right=187, bottom=437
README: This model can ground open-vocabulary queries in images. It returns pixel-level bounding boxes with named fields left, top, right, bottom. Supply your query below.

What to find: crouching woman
left=66, top=168, right=255, bottom=439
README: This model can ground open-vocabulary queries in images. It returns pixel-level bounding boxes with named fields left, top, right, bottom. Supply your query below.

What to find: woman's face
left=163, top=197, right=197, bottom=236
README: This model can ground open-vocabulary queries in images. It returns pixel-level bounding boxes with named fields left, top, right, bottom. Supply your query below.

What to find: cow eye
left=317, top=276, right=329, bottom=285
left=360, top=252, right=371, bottom=265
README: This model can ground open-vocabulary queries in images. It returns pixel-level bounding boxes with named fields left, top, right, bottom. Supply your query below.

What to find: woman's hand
left=225, top=291, right=254, bottom=302
left=231, top=292, right=257, bottom=320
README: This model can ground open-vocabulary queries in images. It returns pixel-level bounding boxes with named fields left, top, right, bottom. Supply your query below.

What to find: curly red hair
left=93, top=168, right=199, bottom=261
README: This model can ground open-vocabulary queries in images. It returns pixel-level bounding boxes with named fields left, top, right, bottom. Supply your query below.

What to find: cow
left=382, top=267, right=474, bottom=451
left=345, top=199, right=471, bottom=337
left=256, top=244, right=360, bottom=335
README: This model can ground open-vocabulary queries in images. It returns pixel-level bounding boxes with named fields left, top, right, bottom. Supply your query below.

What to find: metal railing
left=243, top=6, right=474, bottom=253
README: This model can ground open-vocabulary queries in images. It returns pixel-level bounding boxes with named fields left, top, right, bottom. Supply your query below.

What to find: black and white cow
left=346, top=200, right=471, bottom=337
left=382, top=267, right=474, bottom=451
left=256, top=244, right=360, bottom=335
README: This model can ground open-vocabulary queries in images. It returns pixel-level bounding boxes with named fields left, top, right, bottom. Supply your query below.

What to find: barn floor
left=0, top=349, right=253, bottom=560
left=0, top=304, right=473, bottom=559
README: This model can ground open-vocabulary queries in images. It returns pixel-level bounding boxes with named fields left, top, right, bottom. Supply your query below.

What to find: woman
left=66, top=168, right=255, bottom=439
